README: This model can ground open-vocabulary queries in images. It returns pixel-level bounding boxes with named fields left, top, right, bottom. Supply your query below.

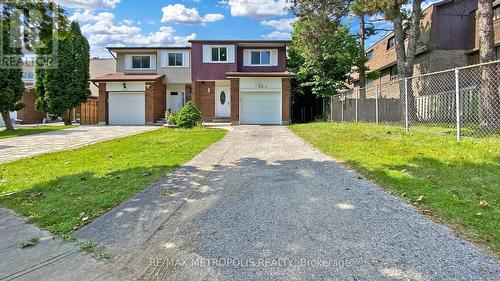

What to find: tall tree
left=0, top=5, right=24, bottom=130
left=477, top=0, right=500, bottom=127
left=36, top=21, right=90, bottom=125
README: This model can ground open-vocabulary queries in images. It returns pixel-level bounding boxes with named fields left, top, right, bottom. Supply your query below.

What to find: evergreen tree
left=36, top=22, right=90, bottom=125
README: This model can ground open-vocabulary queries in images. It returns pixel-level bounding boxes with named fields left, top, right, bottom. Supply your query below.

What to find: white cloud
left=70, top=10, right=195, bottom=57
left=262, top=31, right=291, bottom=40
left=224, top=0, right=289, bottom=18
left=161, top=4, right=224, bottom=25
left=260, top=18, right=295, bottom=32
left=55, top=0, right=120, bottom=9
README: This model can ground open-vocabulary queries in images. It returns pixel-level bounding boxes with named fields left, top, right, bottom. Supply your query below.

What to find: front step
left=211, top=117, right=231, bottom=123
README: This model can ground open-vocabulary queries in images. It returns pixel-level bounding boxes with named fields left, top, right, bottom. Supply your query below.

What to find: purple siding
left=191, top=42, right=288, bottom=81
left=237, top=47, right=286, bottom=72
left=191, top=43, right=237, bottom=81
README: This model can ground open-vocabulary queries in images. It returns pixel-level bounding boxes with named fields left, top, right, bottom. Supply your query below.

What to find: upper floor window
left=22, top=68, right=35, bottom=81
left=251, top=50, right=271, bottom=65
left=211, top=47, right=227, bottom=62
left=132, top=56, right=151, bottom=69
left=168, top=53, right=183, bottom=66
left=387, top=36, right=396, bottom=50
left=494, top=5, right=500, bottom=21
left=366, top=50, right=373, bottom=60
left=496, top=46, right=500, bottom=60
left=390, top=65, right=398, bottom=80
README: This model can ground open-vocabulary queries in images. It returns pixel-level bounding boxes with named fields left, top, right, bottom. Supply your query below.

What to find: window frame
left=168, top=52, right=184, bottom=67
left=494, top=5, right=500, bottom=21
left=210, top=46, right=228, bottom=62
left=131, top=55, right=152, bottom=70
left=366, top=50, right=373, bottom=61
left=249, top=50, right=272, bottom=66
left=389, top=65, right=398, bottom=81
left=387, top=36, right=396, bottom=50
left=22, top=68, right=35, bottom=81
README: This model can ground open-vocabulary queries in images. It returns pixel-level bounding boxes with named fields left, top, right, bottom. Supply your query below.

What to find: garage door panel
left=109, top=92, right=145, bottom=125
left=240, top=91, right=281, bottom=125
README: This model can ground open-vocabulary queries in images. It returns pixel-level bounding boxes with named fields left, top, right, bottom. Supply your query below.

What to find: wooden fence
left=78, top=96, right=99, bottom=125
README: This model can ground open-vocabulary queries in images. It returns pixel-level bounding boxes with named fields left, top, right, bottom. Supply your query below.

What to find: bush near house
left=177, top=102, right=202, bottom=128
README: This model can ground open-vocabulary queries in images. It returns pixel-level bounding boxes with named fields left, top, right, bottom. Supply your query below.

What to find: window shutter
left=243, top=49, right=251, bottom=66
left=150, top=55, right=157, bottom=69
left=125, top=55, right=132, bottom=70
left=227, top=45, right=235, bottom=63
left=160, top=51, right=167, bottom=67
left=183, top=51, right=189, bottom=67
left=203, top=45, right=210, bottom=63
left=271, top=49, right=278, bottom=66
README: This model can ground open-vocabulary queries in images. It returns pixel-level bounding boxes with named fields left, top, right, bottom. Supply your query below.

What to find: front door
left=215, top=87, right=230, bottom=117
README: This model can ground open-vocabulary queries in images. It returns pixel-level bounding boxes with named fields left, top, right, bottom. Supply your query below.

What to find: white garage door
left=240, top=91, right=281, bottom=125
left=109, top=92, right=145, bottom=125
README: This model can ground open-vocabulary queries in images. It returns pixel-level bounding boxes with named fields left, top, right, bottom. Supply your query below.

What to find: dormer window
left=251, top=51, right=271, bottom=65
left=132, top=56, right=151, bottom=69
left=211, top=47, right=227, bottom=62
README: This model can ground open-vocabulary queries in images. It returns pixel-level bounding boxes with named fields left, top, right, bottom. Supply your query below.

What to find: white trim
left=125, top=54, right=156, bottom=71
left=203, top=45, right=235, bottom=63
left=243, top=49, right=278, bottom=67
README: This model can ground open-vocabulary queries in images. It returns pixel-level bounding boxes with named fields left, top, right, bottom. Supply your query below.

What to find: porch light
left=122, top=82, right=126, bottom=89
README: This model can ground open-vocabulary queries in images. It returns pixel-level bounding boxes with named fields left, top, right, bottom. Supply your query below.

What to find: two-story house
left=91, top=40, right=293, bottom=125
left=351, top=0, right=500, bottom=95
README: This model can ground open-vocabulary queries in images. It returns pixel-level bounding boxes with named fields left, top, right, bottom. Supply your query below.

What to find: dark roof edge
left=106, top=46, right=191, bottom=50
left=189, top=39, right=291, bottom=44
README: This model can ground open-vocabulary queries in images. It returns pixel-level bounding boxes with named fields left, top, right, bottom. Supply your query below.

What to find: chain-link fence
left=329, top=60, right=500, bottom=140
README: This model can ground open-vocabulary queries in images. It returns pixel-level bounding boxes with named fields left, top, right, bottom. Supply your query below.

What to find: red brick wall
left=192, top=80, right=215, bottom=121
left=17, top=88, right=44, bottom=124
left=98, top=83, right=107, bottom=124
left=282, top=78, right=291, bottom=125
left=145, top=79, right=166, bottom=124
left=230, top=78, right=240, bottom=125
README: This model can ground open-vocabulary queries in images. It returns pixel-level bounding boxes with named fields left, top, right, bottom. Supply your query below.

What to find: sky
left=55, top=0, right=442, bottom=58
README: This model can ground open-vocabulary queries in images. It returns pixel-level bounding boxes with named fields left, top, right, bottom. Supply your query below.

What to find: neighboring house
left=91, top=40, right=294, bottom=125
left=351, top=0, right=500, bottom=95
left=90, top=58, right=116, bottom=96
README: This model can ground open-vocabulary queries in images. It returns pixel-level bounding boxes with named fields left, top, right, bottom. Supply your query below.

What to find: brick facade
left=98, top=83, right=107, bottom=124
left=230, top=78, right=240, bottom=125
left=281, top=78, right=291, bottom=125
left=145, top=79, right=166, bottom=124
left=17, top=88, right=44, bottom=124
left=192, top=80, right=215, bottom=121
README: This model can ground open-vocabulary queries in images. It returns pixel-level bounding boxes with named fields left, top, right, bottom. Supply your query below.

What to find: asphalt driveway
left=3, top=126, right=499, bottom=280
left=0, top=126, right=156, bottom=163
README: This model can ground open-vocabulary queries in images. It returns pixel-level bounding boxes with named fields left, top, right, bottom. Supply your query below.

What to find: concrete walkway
left=1, top=126, right=498, bottom=280
left=0, top=126, right=156, bottom=163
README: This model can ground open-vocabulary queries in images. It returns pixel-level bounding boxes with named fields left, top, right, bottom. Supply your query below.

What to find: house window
left=132, top=56, right=150, bottom=69
left=22, top=69, right=35, bottom=81
left=494, top=5, right=500, bottom=21
left=211, top=47, right=227, bottom=62
left=390, top=65, right=398, bottom=80
left=496, top=46, right=500, bottom=60
left=387, top=36, right=396, bottom=49
left=250, top=50, right=271, bottom=65
left=168, top=53, right=183, bottom=66
left=365, top=78, right=374, bottom=87
left=366, top=50, right=373, bottom=60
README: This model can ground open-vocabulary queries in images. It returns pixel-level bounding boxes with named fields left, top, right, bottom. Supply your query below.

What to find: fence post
left=455, top=68, right=461, bottom=141
left=355, top=89, right=358, bottom=122
left=341, top=98, right=344, bottom=122
left=375, top=85, right=379, bottom=125
left=404, top=78, right=409, bottom=132
left=330, top=96, right=333, bottom=122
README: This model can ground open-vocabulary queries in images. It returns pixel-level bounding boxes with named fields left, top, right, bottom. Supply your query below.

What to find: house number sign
left=255, top=83, right=268, bottom=89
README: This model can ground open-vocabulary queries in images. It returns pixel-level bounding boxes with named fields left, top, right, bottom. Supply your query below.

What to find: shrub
left=165, top=109, right=178, bottom=125
left=176, top=102, right=202, bottom=128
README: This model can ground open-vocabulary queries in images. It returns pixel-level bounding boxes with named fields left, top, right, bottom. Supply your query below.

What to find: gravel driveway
left=5, top=126, right=499, bottom=280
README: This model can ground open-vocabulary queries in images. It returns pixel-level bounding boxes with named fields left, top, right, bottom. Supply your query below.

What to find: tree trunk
left=358, top=14, right=366, bottom=99
left=1, top=111, right=15, bottom=131
left=478, top=0, right=500, bottom=128
left=63, top=109, right=72, bottom=126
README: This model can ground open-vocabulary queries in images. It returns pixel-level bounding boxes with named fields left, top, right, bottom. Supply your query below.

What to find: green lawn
left=0, top=125, right=73, bottom=139
left=289, top=122, right=500, bottom=256
left=0, top=128, right=226, bottom=234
